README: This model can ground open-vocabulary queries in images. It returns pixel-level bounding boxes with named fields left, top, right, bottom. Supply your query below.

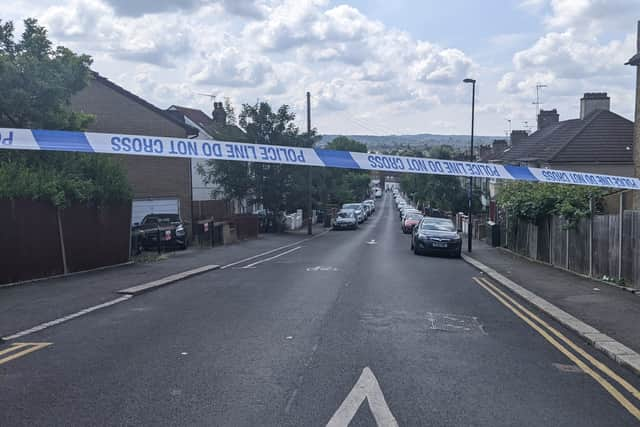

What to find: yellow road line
left=472, top=277, right=640, bottom=421
left=477, top=277, right=640, bottom=402
left=0, top=342, right=32, bottom=356
left=0, top=342, right=52, bottom=366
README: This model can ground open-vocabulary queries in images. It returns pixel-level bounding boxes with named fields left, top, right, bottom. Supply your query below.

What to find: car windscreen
left=337, top=211, right=354, bottom=218
left=406, top=214, right=423, bottom=221
left=342, top=204, right=361, bottom=210
left=144, top=214, right=180, bottom=224
left=420, top=220, right=455, bottom=232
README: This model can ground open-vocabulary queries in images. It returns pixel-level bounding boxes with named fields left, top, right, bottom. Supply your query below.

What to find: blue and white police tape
left=1, top=127, right=639, bottom=190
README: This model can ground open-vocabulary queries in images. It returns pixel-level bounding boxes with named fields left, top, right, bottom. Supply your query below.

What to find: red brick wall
left=71, top=78, right=192, bottom=226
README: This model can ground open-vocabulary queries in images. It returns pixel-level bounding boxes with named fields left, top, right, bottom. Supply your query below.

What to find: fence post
left=618, top=192, right=624, bottom=280
left=56, top=207, right=69, bottom=274
left=589, top=198, right=593, bottom=278
left=565, top=218, right=569, bottom=270
left=549, top=216, right=553, bottom=265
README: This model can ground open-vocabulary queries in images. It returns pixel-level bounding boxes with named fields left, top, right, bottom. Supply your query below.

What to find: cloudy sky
left=3, top=0, right=639, bottom=136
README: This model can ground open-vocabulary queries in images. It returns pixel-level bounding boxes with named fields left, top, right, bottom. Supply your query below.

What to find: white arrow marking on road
left=366, top=240, right=377, bottom=245
left=326, top=367, right=399, bottom=427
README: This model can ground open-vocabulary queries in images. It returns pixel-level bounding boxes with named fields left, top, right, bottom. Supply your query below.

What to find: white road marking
left=326, top=367, right=398, bottom=427
left=2, top=295, right=132, bottom=341
left=366, top=240, right=377, bottom=245
left=306, top=266, right=339, bottom=272
left=220, top=230, right=330, bottom=270
left=241, top=246, right=302, bottom=269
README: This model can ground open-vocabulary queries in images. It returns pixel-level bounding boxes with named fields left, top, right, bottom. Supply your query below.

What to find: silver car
left=342, top=203, right=366, bottom=223
left=333, top=209, right=358, bottom=230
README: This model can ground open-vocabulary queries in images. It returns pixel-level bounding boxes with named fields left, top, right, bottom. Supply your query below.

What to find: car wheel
left=410, top=239, right=414, bottom=250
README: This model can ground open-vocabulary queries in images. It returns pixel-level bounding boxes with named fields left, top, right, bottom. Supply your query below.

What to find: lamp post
left=463, top=78, right=476, bottom=253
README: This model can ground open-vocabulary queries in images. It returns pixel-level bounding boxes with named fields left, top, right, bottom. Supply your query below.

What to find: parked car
left=402, top=213, right=423, bottom=233
left=374, top=188, right=382, bottom=198
left=362, top=203, right=371, bottom=218
left=333, top=209, right=358, bottom=230
left=132, top=213, right=188, bottom=252
left=342, top=203, right=366, bottom=223
left=411, top=217, right=462, bottom=257
left=363, top=199, right=375, bottom=214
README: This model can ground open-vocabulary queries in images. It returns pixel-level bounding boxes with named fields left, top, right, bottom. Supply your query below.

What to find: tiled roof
left=91, top=72, right=199, bottom=137
left=168, top=105, right=214, bottom=129
left=501, top=110, right=633, bottom=165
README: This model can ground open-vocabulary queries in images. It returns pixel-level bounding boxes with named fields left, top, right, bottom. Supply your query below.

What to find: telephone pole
left=307, top=92, right=313, bottom=235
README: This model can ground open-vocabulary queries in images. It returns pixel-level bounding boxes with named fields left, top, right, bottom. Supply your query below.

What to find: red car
left=402, top=213, right=423, bottom=234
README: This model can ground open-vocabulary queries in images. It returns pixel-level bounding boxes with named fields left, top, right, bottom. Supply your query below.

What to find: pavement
left=1, top=193, right=640, bottom=426
left=465, top=240, right=640, bottom=359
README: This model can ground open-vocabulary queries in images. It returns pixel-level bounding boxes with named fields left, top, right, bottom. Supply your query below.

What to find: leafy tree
left=319, top=136, right=370, bottom=205
left=199, top=101, right=318, bottom=215
left=0, top=18, right=131, bottom=207
left=497, top=181, right=605, bottom=226
left=399, top=145, right=479, bottom=213
left=0, top=18, right=93, bottom=129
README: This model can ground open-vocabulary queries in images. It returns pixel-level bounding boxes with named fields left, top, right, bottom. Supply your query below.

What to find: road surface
left=2, top=193, right=639, bottom=426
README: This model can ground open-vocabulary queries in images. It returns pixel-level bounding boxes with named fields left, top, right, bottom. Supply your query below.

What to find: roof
left=626, top=52, right=640, bottom=66
left=91, top=72, right=199, bottom=137
left=168, top=105, right=214, bottom=129
left=167, top=105, right=248, bottom=143
left=501, top=110, right=633, bottom=165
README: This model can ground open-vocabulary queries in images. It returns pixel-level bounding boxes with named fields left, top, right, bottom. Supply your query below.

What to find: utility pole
left=307, top=92, right=313, bottom=235
left=463, top=78, right=476, bottom=253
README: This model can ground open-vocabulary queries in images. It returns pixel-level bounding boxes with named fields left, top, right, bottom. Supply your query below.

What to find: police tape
left=1, top=127, right=639, bottom=190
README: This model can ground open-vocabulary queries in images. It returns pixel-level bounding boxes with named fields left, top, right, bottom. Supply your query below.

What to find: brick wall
left=71, top=77, right=193, bottom=226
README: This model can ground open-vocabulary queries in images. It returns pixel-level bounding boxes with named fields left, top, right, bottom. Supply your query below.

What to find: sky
left=2, top=0, right=639, bottom=136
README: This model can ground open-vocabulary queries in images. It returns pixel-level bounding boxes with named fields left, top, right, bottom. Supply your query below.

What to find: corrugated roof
left=501, top=110, right=633, bottom=165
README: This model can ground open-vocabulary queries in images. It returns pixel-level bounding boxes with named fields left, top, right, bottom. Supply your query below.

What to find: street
left=1, top=193, right=639, bottom=426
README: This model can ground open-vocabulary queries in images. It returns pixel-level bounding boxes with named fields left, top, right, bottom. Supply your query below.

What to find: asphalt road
left=2, top=193, right=639, bottom=426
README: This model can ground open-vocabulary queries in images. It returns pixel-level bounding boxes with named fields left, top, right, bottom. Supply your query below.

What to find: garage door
left=131, top=198, right=180, bottom=225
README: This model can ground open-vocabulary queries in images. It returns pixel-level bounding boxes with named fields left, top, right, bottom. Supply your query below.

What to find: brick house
left=71, top=73, right=198, bottom=230
left=166, top=103, right=251, bottom=213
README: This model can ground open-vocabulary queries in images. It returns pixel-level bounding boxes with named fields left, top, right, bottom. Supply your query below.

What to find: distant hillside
left=319, top=134, right=502, bottom=150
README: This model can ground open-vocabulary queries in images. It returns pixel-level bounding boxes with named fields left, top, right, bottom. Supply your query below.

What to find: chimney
left=580, top=92, right=610, bottom=119
left=537, top=109, right=559, bottom=130
left=492, top=139, right=508, bottom=157
left=479, top=145, right=491, bottom=161
left=510, top=130, right=528, bottom=147
left=212, top=101, right=227, bottom=126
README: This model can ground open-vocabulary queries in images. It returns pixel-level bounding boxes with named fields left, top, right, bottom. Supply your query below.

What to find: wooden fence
left=500, top=210, right=640, bottom=289
left=0, top=199, right=131, bottom=285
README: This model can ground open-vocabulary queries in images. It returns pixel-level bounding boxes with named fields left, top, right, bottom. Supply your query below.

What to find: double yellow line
left=472, top=276, right=640, bottom=421
left=0, top=342, right=52, bottom=366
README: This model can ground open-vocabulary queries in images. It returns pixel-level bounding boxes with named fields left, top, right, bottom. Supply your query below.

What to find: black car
left=131, top=213, right=188, bottom=252
left=411, top=217, right=462, bottom=257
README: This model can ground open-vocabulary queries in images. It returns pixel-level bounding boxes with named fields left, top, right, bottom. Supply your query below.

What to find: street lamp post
left=463, top=78, right=476, bottom=253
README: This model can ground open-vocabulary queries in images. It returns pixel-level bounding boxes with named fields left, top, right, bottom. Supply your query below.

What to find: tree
left=0, top=18, right=93, bottom=129
left=399, top=145, right=479, bottom=213
left=0, top=18, right=130, bottom=207
left=497, top=181, right=605, bottom=226
left=319, top=136, right=371, bottom=205
left=199, top=101, right=317, bottom=216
